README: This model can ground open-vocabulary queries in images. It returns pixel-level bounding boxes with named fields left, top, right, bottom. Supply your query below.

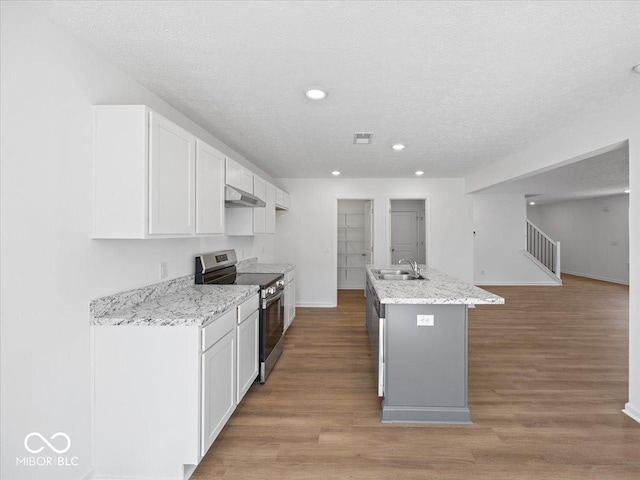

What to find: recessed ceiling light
left=414, top=170, right=424, bottom=176
left=305, top=88, right=327, bottom=100
left=632, top=64, right=640, bottom=74
left=624, top=189, right=630, bottom=193
left=332, top=171, right=341, bottom=176
left=392, top=144, right=405, bottom=151
left=529, top=201, right=536, bottom=205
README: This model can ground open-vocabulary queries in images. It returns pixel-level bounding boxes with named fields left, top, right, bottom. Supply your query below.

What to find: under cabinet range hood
left=224, top=186, right=266, bottom=208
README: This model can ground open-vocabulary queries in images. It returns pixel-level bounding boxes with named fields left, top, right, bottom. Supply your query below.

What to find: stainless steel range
left=195, top=250, right=285, bottom=383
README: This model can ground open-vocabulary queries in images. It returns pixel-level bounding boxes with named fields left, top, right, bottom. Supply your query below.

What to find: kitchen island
left=365, top=265, right=504, bottom=424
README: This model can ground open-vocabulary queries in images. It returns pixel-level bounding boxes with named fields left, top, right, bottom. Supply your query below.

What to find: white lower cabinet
left=237, top=310, right=259, bottom=401
left=93, top=292, right=260, bottom=480
left=284, top=269, right=296, bottom=330
left=202, top=328, right=236, bottom=456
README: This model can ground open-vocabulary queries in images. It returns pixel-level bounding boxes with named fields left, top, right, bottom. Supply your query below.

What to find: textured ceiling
left=477, top=146, right=629, bottom=205
left=32, top=1, right=640, bottom=179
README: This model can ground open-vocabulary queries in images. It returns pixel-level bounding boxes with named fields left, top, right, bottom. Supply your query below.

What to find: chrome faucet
left=399, top=258, right=421, bottom=277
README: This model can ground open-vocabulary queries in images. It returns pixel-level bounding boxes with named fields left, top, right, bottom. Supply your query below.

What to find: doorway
left=337, top=199, right=374, bottom=290
left=389, top=199, right=427, bottom=265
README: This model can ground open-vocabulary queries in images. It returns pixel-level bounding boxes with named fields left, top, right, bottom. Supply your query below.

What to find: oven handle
left=263, top=290, right=284, bottom=309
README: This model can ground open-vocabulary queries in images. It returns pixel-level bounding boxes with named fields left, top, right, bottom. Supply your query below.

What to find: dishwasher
left=366, top=278, right=385, bottom=398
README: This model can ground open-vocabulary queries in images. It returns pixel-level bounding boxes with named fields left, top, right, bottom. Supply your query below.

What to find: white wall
left=0, top=4, right=275, bottom=479
left=466, top=90, right=640, bottom=423
left=473, top=194, right=558, bottom=285
left=274, top=178, right=472, bottom=307
left=528, top=195, right=630, bottom=284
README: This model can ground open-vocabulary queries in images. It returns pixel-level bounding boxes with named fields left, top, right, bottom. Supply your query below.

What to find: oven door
left=262, top=290, right=284, bottom=362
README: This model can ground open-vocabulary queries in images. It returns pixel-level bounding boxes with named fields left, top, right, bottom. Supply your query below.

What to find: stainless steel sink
left=371, top=269, right=426, bottom=281
left=376, top=269, right=412, bottom=275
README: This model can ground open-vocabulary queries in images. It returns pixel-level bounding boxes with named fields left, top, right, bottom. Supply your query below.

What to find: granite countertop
left=91, top=284, right=258, bottom=327
left=367, top=265, right=504, bottom=305
left=236, top=258, right=295, bottom=274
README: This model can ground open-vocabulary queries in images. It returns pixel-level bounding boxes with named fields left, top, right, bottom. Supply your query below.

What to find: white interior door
left=364, top=201, right=373, bottom=265
left=391, top=211, right=417, bottom=264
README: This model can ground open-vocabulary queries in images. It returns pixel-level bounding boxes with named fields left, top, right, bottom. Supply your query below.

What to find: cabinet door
left=284, top=282, right=292, bottom=331
left=196, top=141, right=225, bottom=235
left=276, top=188, right=285, bottom=208
left=226, top=157, right=253, bottom=193
left=289, top=280, right=296, bottom=324
left=240, top=168, right=254, bottom=194
left=237, top=310, right=259, bottom=402
left=284, top=274, right=296, bottom=329
left=253, top=176, right=267, bottom=234
left=225, top=157, right=242, bottom=190
left=265, top=183, right=276, bottom=234
left=283, top=192, right=291, bottom=210
left=149, top=112, right=196, bottom=234
left=201, top=329, right=236, bottom=456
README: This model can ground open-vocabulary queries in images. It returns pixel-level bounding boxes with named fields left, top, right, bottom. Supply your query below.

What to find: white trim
left=475, top=281, right=562, bottom=286
left=561, top=270, right=630, bottom=286
left=335, top=195, right=376, bottom=305
left=623, top=403, right=640, bottom=424
left=93, top=476, right=179, bottom=480
left=296, top=302, right=336, bottom=308
left=385, top=195, right=431, bottom=267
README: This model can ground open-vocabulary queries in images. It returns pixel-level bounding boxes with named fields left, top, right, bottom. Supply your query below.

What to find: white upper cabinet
left=92, top=105, right=226, bottom=239
left=265, top=183, right=276, bottom=234
left=149, top=112, right=196, bottom=235
left=225, top=157, right=253, bottom=194
left=253, top=175, right=267, bottom=234
left=196, top=141, right=225, bottom=235
left=275, top=188, right=290, bottom=211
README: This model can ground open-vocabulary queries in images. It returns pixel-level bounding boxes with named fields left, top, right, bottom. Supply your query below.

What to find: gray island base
left=365, top=265, right=504, bottom=424
left=382, top=303, right=469, bottom=423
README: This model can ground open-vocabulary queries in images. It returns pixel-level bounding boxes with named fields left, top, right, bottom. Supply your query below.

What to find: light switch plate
left=417, top=314, right=434, bottom=326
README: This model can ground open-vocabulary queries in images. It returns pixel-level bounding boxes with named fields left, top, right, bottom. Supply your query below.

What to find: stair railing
left=526, top=220, right=561, bottom=278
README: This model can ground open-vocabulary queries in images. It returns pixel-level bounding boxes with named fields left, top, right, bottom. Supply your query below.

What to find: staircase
left=526, top=220, right=561, bottom=281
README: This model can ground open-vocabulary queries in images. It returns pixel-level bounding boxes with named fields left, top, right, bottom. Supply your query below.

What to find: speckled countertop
left=90, top=276, right=258, bottom=327
left=237, top=257, right=295, bottom=274
left=367, top=265, right=504, bottom=305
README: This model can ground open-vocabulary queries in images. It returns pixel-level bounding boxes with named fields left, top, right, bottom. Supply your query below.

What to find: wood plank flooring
left=192, top=275, right=639, bottom=479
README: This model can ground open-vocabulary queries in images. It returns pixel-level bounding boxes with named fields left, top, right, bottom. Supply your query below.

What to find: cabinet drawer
left=237, top=294, right=259, bottom=323
left=202, top=309, right=236, bottom=352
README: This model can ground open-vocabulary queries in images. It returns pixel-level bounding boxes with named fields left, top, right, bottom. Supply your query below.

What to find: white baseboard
left=475, top=281, right=561, bottom=286
left=295, top=302, right=336, bottom=308
left=623, top=403, right=640, bottom=424
left=562, top=270, right=629, bottom=285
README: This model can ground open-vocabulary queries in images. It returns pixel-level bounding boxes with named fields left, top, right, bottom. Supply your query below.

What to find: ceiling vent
left=354, top=132, right=373, bottom=144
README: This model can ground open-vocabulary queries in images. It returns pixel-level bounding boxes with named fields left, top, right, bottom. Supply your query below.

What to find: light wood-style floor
left=193, top=275, right=639, bottom=479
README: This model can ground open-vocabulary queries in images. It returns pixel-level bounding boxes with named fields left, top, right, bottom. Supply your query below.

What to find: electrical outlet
left=417, top=315, right=434, bottom=327
left=481, top=270, right=485, bottom=275
left=322, top=245, right=330, bottom=253
left=160, top=262, right=168, bottom=279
